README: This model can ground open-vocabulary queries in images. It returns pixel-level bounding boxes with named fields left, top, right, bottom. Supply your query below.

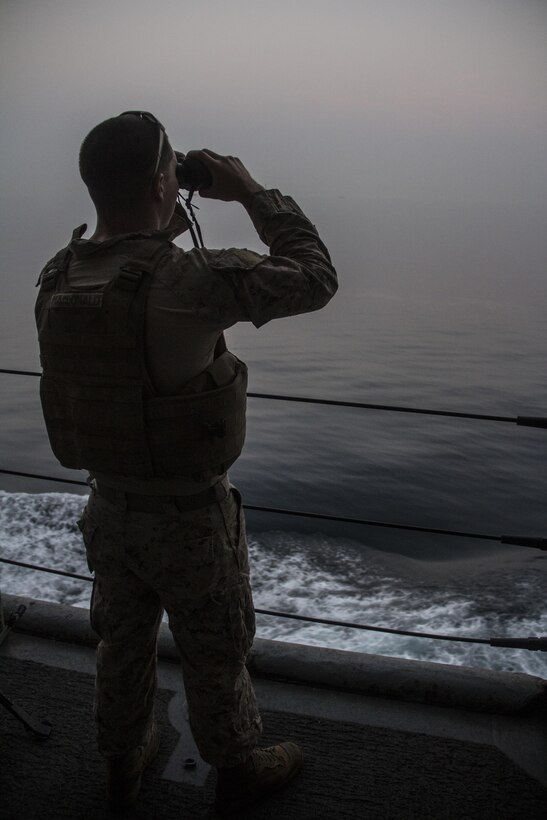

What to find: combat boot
left=106, top=723, right=160, bottom=810
left=215, top=741, right=304, bottom=816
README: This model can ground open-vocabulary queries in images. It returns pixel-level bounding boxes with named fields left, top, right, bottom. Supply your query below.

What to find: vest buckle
left=39, top=268, right=59, bottom=290
left=117, top=268, right=144, bottom=290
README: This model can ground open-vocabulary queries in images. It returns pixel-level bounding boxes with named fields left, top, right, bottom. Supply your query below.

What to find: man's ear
left=152, top=172, right=166, bottom=201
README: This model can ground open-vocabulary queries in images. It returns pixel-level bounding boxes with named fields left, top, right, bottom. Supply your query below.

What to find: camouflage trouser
left=78, top=478, right=262, bottom=767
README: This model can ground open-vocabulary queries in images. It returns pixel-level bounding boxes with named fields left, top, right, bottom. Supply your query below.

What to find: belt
left=93, top=478, right=228, bottom=513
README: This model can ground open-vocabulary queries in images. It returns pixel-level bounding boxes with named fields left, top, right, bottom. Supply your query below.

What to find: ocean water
left=1, top=275, right=546, bottom=677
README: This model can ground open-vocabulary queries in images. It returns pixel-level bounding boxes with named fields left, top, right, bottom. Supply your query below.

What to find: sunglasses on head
left=119, top=110, right=166, bottom=177
left=117, top=110, right=207, bottom=250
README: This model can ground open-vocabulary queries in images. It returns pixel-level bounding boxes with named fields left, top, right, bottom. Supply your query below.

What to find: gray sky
left=1, top=0, right=546, bottom=305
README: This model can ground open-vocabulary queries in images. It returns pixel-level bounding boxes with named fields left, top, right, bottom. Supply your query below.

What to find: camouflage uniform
left=42, top=188, right=336, bottom=767
left=79, top=478, right=262, bottom=766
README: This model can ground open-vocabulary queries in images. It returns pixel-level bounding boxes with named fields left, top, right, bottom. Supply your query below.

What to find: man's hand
left=186, top=150, right=265, bottom=208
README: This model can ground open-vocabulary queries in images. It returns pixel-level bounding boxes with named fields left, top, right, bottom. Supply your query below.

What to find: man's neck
left=90, top=210, right=162, bottom=242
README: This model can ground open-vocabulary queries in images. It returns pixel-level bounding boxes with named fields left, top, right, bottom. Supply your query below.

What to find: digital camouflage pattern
left=155, top=188, right=338, bottom=330
left=78, top=480, right=262, bottom=766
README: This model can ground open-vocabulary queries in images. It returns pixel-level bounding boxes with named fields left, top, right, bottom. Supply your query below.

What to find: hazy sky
left=1, top=0, right=546, bottom=307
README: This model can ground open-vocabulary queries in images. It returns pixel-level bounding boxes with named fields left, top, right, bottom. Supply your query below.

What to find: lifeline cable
left=0, top=468, right=545, bottom=550
left=1, top=368, right=545, bottom=428
left=1, top=556, right=546, bottom=651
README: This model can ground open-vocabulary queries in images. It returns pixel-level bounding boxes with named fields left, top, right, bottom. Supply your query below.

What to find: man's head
left=79, top=112, right=179, bottom=227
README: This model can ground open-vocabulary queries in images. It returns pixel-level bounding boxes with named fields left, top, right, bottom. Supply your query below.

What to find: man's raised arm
left=188, top=150, right=338, bottom=328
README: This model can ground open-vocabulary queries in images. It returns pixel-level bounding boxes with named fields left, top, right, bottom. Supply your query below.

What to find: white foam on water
left=0, top=491, right=90, bottom=606
left=1, top=491, right=546, bottom=678
left=246, top=530, right=547, bottom=678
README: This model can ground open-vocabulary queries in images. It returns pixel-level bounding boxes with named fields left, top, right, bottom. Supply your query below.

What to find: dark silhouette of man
left=35, top=111, right=337, bottom=815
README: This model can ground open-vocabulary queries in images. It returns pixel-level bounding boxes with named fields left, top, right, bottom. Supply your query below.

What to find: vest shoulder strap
left=36, top=244, right=74, bottom=290
left=115, top=239, right=172, bottom=292
left=36, top=224, right=87, bottom=288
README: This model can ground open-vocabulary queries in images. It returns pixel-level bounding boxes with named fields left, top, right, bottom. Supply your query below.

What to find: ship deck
left=1, top=594, right=546, bottom=820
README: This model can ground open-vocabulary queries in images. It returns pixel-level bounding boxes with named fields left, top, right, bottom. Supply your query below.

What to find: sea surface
left=1, top=243, right=546, bottom=677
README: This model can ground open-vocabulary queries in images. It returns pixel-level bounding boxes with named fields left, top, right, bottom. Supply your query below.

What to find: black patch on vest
left=51, top=293, right=103, bottom=308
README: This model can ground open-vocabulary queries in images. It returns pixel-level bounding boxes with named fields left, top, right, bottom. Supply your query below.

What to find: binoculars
left=175, top=151, right=212, bottom=192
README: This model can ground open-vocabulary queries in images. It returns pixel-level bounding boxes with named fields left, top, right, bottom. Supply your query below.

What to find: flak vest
left=35, top=233, right=248, bottom=482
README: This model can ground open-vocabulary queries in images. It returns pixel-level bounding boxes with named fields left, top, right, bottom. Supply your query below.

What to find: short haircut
left=79, top=114, right=172, bottom=210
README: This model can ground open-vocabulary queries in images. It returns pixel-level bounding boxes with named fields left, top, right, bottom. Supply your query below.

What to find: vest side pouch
left=144, top=357, right=248, bottom=479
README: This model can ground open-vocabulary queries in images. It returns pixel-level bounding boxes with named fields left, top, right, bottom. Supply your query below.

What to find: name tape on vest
left=51, top=293, right=104, bottom=308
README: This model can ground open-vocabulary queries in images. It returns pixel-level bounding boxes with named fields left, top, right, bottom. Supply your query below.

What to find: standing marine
left=34, top=111, right=338, bottom=815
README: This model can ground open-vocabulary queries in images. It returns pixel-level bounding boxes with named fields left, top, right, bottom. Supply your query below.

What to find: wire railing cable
left=2, top=556, right=546, bottom=651
left=243, top=503, right=547, bottom=551
left=0, top=369, right=41, bottom=377
left=1, top=556, right=91, bottom=582
left=1, top=468, right=545, bottom=550
left=248, top=391, right=547, bottom=429
left=1, top=368, right=545, bottom=429
left=0, top=468, right=88, bottom=487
